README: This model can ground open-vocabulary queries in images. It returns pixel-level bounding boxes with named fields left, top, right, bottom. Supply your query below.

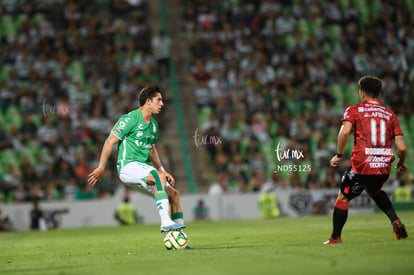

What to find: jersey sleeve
left=111, top=113, right=135, bottom=140
left=341, top=105, right=357, bottom=124
left=392, top=113, right=403, bottom=137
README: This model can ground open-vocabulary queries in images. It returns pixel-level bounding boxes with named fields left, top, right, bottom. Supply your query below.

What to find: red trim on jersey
left=335, top=199, right=349, bottom=210
left=344, top=186, right=350, bottom=194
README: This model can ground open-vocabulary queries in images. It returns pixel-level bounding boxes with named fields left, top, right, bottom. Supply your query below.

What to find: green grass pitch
left=1, top=211, right=413, bottom=275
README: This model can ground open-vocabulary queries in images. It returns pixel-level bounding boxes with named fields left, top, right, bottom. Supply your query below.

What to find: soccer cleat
left=393, top=220, right=408, bottom=239
left=185, top=245, right=193, bottom=249
left=160, top=223, right=186, bottom=233
left=323, top=236, right=342, bottom=245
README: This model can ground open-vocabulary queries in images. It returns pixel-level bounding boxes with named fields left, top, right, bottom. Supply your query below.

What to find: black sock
left=371, top=190, right=399, bottom=223
left=332, top=207, right=348, bottom=239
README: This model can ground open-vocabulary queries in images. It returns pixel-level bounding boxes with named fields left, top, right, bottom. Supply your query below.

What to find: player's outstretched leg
left=393, top=220, right=408, bottom=239
left=369, top=190, right=408, bottom=239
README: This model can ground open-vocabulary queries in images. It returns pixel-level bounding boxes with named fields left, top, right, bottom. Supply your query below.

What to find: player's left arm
left=330, top=120, right=353, bottom=167
left=149, top=145, right=175, bottom=185
left=392, top=113, right=408, bottom=173
left=394, top=135, right=408, bottom=173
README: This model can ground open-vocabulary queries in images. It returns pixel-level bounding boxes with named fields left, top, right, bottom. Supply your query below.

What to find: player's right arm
left=394, top=135, right=408, bottom=173
left=88, top=133, right=120, bottom=186
left=330, top=120, right=352, bottom=167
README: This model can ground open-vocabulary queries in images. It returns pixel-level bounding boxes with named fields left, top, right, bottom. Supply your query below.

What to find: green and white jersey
left=111, top=109, right=158, bottom=173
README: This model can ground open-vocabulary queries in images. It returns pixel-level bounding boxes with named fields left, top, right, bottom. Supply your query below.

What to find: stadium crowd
left=0, top=0, right=173, bottom=203
left=0, top=0, right=413, bottom=203
left=179, top=0, right=414, bottom=194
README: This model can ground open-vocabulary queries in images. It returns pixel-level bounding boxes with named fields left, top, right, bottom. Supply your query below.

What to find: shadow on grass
left=188, top=244, right=261, bottom=250
left=0, top=264, right=91, bottom=274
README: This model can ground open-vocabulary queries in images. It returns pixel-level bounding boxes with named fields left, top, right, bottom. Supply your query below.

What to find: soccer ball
left=163, top=231, right=188, bottom=250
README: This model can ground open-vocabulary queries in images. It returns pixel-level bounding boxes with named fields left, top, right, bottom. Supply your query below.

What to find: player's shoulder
left=343, top=103, right=359, bottom=114
left=122, top=109, right=141, bottom=120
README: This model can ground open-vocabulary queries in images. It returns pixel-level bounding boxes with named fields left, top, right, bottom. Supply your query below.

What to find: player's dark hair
left=358, top=76, right=382, bottom=98
left=138, top=85, right=161, bottom=106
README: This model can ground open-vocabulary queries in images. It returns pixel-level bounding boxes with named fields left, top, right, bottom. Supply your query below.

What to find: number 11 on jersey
left=370, top=118, right=386, bottom=146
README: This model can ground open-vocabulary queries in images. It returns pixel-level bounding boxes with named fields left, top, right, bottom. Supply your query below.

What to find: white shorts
left=119, top=162, right=155, bottom=196
left=119, top=162, right=170, bottom=196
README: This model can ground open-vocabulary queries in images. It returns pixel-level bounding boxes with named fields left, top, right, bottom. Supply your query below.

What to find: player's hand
left=162, top=171, right=175, bottom=186
left=396, top=161, right=408, bottom=173
left=330, top=155, right=342, bottom=167
left=88, top=167, right=104, bottom=186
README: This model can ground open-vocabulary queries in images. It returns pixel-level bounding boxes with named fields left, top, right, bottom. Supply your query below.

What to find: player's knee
left=154, top=170, right=166, bottom=182
left=147, top=170, right=166, bottom=185
left=338, top=192, right=350, bottom=203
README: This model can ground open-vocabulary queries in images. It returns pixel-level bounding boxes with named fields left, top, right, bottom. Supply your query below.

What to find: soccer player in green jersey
left=88, top=85, right=186, bottom=232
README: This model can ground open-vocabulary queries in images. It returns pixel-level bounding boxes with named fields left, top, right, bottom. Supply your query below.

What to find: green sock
left=171, top=212, right=184, bottom=224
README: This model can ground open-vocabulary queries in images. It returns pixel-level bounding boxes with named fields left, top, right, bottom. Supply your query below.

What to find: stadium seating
left=0, top=0, right=413, bottom=200
left=180, top=0, right=414, bottom=192
left=0, top=0, right=156, bottom=202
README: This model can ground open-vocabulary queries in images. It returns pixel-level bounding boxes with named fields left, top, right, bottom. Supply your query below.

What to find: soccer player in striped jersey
left=88, top=85, right=186, bottom=233
left=324, top=76, right=408, bottom=244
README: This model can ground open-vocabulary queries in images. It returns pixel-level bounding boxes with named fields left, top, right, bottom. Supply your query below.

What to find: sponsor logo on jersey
left=138, top=124, right=144, bottom=130
left=136, top=131, right=143, bottom=137
left=369, top=162, right=389, bottom=168
left=365, top=148, right=393, bottom=156
left=135, top=140, right=152, bottom=148
left=365, top=156, right=392, bottom=162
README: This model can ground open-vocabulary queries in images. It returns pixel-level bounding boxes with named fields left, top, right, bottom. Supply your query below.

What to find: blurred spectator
left=74, top=155, right=93, bottom=181
left=208, top=172, right=231, bottom=195
left=258, top=186, right=280, bottom=219
left=0, top=124, right=12, bottom=150
left=0, top=208, right=12, bottom=232
left=1, top=166, right=21, bottom=202
left=11, top=183, right=27, bottom=203
left=151, top=30, right=172, bottom=81
left=37, top=116, right=59, bottom=148
left=248, top=171, right=265, bottom=193
left=30, top=198, right=47, bottom=231
left=61, top=179, right=78, bottom=201
left=76, top=183, right=96, bottom=200
left=96, top=169, right=117, bottom=198
left=193, top=199, right=210, bottom=221
left=311, top=193, right=329, bottom=215
left=29, top=198, right=68, bottom=230
left=393, top=173, right=412, bottom=202
left=115, top=197, right=140, bottom=225
left=43, top=184, right=61, bottom=201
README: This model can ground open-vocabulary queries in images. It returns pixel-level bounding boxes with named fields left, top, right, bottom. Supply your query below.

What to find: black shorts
left=340, top=167, right=389, bottom=200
